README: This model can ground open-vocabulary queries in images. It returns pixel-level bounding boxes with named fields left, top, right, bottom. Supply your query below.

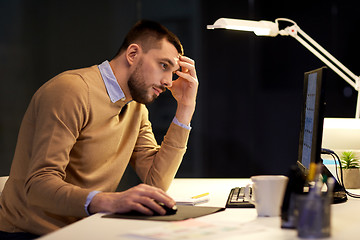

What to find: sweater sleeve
left=24, top=73, right=91, bottom=217
left=130, top=107, right=190, bottom=191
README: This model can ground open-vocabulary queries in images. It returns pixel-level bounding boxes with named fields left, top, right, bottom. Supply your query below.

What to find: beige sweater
left=0, top=65, right=189, bottom=235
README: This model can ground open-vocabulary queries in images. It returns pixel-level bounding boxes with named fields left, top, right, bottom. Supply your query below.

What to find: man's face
left=128, top=39, right=180, bottom=104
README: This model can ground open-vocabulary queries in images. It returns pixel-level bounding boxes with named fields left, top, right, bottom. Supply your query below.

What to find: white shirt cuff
left=172, top=117, right=191, bottom=130
left=85, top=190, right=101, bottom=216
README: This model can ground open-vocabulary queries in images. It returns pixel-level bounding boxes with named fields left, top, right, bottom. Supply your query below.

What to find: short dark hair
left=114, top=20, right=183, bottom=58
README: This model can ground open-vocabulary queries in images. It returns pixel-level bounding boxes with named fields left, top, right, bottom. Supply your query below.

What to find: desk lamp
left=207, top=18, right=360, bottom=118
left=207, top=18, right=360, bottom=174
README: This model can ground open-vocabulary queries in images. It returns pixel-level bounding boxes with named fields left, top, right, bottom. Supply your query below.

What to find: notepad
left=175, top=194, right=210, bottom=205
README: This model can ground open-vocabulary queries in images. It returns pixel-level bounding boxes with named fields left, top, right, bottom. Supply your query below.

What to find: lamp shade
left=207, top=18, right=279, bottom=36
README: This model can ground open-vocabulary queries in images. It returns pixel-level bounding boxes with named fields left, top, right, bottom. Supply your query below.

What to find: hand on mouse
left=88, top=183, right=176, bottom=216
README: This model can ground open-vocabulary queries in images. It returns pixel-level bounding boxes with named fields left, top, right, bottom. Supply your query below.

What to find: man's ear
left=126, top=44, right=141, bottom=66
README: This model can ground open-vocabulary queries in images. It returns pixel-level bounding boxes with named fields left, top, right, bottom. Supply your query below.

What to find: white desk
left=39, top=178, right=360, bottom=240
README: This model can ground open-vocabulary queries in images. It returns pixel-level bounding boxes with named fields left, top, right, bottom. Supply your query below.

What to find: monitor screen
left=297, top=67, right=326, bottom=172
left=294, top=67, right=346, bottom=204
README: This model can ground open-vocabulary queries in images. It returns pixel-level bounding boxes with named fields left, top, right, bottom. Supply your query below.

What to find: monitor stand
left=321, top=163, right=347, bottom=204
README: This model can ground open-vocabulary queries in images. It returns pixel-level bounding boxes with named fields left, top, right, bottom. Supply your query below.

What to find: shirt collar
left=98, top=60, right=126, bottom=103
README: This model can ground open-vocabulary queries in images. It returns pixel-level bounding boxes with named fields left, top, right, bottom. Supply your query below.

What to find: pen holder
left=296, top=193, right=331, bottom=238
left=281, top=192, right=302, bottom=229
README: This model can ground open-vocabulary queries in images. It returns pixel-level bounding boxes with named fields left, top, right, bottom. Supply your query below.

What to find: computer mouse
left=155, top=202, right=178, bottom=216
left=124, top=202, right=178, bottom=216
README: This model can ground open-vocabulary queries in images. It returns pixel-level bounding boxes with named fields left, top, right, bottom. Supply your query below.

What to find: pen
left=191, top=192, right=209, bottom=199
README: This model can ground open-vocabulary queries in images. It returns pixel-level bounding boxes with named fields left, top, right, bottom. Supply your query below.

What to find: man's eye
left=161, top=63, right=168, bottom=69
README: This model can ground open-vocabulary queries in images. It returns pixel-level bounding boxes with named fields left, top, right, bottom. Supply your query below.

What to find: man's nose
left=161, top=74, right=173, bottom=88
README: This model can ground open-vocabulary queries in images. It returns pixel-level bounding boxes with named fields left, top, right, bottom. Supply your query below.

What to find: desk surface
left=39, top=178, right=360, bottom=240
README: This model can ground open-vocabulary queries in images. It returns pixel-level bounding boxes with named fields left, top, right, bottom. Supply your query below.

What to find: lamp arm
left=281, top=24, right=360, bottom=118
left=297, top=27, right=360, bottom=87
left=282, top=25, right=359, bottom=91
left=294, top=29, right=357, bottom=90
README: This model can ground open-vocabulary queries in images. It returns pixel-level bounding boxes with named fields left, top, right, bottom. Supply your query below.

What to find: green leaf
left=340, top=151, right=360, bottom=169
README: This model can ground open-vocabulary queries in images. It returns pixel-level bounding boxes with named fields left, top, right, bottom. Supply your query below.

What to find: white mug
left=245, top=175, right=288, bottom=217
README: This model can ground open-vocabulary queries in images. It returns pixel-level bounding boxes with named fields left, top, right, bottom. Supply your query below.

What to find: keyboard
left=226, top=187, right=255, bottom=208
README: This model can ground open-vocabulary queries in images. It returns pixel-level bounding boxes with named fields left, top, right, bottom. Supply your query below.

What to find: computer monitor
left=297, top=67, right=326, bottom=172
left=296, top=67, right=347, bottom=204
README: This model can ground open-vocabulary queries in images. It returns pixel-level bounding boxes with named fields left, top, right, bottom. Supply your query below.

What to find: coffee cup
left=245, top=175, right=288, bottom=217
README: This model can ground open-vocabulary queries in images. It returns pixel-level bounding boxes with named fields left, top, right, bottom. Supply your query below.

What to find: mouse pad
left=102, top=205, right=225, bottom=221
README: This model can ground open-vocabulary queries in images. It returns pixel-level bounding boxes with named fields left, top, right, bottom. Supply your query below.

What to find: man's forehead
left=146, top=41, right=180, bottom=68
left=159, top=39, right=180, bottom=62
left=172, top=55, right=180, bottom=66
left=161, top=56, right=180, bottom=69
left=159, top=53, right=180, bottom=68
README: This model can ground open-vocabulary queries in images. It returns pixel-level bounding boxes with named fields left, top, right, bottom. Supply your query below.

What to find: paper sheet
left=175, top=195, right=210, bottom=205
left=118, top=218, right=267, bottom=240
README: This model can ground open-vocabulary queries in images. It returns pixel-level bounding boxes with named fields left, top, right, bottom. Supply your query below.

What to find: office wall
left=0, top=0, right=359, bottom=181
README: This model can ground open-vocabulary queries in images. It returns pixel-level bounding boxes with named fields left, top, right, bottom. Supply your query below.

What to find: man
left=0, top=20, right=198, bottom=238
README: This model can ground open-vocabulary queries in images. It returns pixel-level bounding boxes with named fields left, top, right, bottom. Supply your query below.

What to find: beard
left=128, top=60, right=165, bottom=104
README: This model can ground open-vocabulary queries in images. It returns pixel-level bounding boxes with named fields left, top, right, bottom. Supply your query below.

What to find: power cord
left=321, top=148, right=360, bottom=199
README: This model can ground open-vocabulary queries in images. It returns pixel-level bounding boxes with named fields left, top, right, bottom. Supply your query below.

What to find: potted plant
left=339, top=151, right=360, bottom=189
